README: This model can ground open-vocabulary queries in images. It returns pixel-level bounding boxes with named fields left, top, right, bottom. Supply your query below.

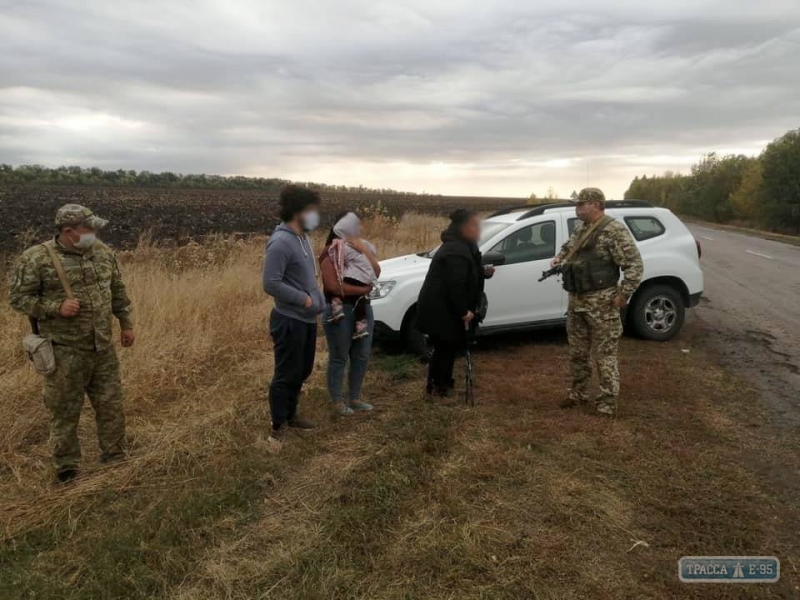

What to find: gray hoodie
left=262, top=223, right=325, bottom=323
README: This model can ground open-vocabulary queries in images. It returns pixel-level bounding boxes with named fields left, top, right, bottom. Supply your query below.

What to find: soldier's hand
left=59, top=299, right=81, bottom=318
left=612, top=295, right=628, bottom=308
left=121, top=329, right=136, bottom=347
left=303, top=295, right=313, bottom=308
left=550, top=257, right=561, bottom=268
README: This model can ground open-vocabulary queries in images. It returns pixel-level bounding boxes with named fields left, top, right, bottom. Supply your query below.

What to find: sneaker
left=327, top=299, right=345, bottom=323
left=352, top=320, right=370, bottom=340
left=348, top=400, right=373, bottom=412
left=267, top=427, right=285, bottom=451
left=287, top=417, right=317, bottom=430
left=334, top=402, right=355, bottom=416
left=54, top=467, right=78, bottom=485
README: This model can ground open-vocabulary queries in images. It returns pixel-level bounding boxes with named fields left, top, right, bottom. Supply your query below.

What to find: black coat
left=415, top=228, right=484, bottom=343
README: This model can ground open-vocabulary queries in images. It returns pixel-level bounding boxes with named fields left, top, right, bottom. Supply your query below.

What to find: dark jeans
left=268, top=309, right=317, bottom=430
left=427, top=337, right=460, bottom=392
left=323, top=303, right=374, bottom=403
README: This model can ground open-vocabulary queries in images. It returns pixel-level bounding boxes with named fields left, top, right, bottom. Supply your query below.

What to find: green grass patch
left=0, top=444, right=281, bottom=599
left=372, top=353, right=419, bottom=381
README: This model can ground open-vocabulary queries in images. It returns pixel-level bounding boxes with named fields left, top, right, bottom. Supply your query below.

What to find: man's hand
left=303, top=295, right=314, bottom=308
left=612, top=295, right=628, bottom=308
left=347, top=238, right=369, bottom=255
left=484, top=265, right=496, bottom=278
left=59, top=299, right=81, bottom=318
left=550, top=257, right=562, bottom=268
left=462, top=310, right=475, bottom=323
left=121, top=329, right=136, bottom=347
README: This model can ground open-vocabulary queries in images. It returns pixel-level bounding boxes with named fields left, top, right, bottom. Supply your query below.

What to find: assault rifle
left=538, top=264, right=562, bottom=282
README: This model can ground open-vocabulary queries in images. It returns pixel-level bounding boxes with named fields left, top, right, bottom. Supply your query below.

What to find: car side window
left=489, top=221, right=556, bottom=266
left=568, top=218, right=579, bottom=236
left=625, top=216, right=665, bottom=241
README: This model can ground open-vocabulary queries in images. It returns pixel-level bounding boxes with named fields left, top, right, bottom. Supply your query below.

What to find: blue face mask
left=301, top=211, right=320, bottom=232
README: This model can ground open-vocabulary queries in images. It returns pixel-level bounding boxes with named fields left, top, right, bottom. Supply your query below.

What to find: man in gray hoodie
left=262, top=185, right=326, bottom=443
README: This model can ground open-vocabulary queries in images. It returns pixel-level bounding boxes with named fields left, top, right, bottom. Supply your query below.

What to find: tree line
left=624, top=128, right=800, bottom=234
left=0, top=164, right=420, bottom=196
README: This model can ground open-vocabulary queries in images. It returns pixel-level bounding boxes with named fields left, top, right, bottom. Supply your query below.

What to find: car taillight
left=695, top=238, right=702, bottom=259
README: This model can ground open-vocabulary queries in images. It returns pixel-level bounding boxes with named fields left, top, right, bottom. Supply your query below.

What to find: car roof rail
left=514, top=199, right=654, bottom=221
left=487, top=204, right=534, bottom=218
left=514, top=202, right=575, bottom=220
left=606, top=200, right=653, bottom=208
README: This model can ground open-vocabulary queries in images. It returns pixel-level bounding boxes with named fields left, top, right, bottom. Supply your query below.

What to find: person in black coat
left=415, top=209, right=494, bottom=397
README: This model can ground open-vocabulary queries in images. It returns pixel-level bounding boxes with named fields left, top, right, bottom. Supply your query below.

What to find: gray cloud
left=1, top=0, right=799, bottom=197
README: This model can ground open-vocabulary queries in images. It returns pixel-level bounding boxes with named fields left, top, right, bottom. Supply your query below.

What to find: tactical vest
left=561, top=216, right=621, bottom=294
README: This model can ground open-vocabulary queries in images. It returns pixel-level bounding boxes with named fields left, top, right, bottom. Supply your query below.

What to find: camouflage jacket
left=8, top=238, right=133, bottom=351
left=557, top=217, right=644, bottom=313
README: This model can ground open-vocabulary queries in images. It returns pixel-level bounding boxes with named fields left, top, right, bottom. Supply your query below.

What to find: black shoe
left=287, top=417, right=317, bottom=430
left=55, top=467, right=78, bottom=484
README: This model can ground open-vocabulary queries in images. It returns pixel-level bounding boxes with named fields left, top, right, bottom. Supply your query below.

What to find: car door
left=482, top=219, right=564, bottom=328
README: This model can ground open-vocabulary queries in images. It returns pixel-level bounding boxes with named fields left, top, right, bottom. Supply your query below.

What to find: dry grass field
left=1, top=213, right=798, bottom=599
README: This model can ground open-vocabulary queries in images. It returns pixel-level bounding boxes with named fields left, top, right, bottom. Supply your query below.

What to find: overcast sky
left=1, top=1, right=799, bottom=198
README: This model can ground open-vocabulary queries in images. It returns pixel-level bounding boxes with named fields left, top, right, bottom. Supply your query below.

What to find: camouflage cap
left=572, top=187, right=606, bottom=206
left=55, top=204, right=109, bottom=230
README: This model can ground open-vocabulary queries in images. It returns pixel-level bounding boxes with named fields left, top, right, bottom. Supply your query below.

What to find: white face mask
left=70, top=231, right=96, bottom=249
left=301, top=211, right=320, bottom=232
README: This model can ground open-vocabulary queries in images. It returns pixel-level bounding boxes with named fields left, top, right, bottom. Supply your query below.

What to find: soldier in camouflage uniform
left=551, top=188, right=643, bottom=416
left=9, top=204, right=135, bottom=483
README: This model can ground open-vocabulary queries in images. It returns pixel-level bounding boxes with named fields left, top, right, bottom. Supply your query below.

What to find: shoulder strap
left=563, top=216, right=609, bottom=263
left=42, top=241, right=74, bottom=299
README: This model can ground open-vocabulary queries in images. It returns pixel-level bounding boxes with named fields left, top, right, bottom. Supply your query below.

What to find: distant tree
left=730, top=160, right=764, bottom=222
left=545, top=187, right=558, bottom=200
left=760, top=129, right=800, bottom=232
left=0, top=164, right=413, bottom=196
left=570, top=190, right=578, bottom=200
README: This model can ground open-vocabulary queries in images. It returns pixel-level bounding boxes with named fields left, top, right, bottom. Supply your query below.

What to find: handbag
left=22, top=241, right=74, bottom=376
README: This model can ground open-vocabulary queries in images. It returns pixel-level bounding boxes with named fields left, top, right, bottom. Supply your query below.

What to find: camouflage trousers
left=566, top=307, right=623, bottom=410
left=43, top=345, right=126, bottom=471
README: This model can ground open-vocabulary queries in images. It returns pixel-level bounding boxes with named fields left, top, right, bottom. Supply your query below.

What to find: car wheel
left=402, top=308, right=432, bottom=362
left=629, top=284, right=685, bottom=341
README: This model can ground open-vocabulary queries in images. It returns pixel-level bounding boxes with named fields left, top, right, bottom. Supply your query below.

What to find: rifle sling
left=562, top=215, right=612, bottom=264
left=42, top=241, right=75, bottom=299
left=28, top=241, right=73, bottom=334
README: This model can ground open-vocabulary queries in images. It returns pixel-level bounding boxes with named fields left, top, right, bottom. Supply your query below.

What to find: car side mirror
left=482, top=251, right=506, bottom=266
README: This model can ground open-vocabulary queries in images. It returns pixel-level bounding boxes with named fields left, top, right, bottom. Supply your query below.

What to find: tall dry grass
left=4, top=211, right=796, bottom=599
left=0, top=214, right=445, bottom=539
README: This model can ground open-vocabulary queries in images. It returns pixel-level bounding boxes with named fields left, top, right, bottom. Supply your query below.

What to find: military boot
left=596, top=400, right=617, bottom=417
left=559, top=394, right=587, bottom=409
left=54, top=467, right=79, bottom=485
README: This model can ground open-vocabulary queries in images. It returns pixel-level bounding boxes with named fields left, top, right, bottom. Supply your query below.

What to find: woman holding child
left=319, top=212, right=381, bottom=416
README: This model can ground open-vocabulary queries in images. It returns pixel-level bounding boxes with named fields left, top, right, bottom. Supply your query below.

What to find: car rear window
left=625, top=216, right=665, bottom=241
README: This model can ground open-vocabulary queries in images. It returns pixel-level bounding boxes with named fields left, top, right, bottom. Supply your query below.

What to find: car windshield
left=417, top=221, right=510, bottom=258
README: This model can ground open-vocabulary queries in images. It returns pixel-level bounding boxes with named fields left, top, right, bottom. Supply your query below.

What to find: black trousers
left=427, top=337, right=460, bottom=391
left=268, top=309, right=317, bottom=430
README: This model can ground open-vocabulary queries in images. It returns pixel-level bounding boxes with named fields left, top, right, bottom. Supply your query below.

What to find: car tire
left=629, top=284, right=685, bottom=341
left=402, top=307, right=431, bottom=362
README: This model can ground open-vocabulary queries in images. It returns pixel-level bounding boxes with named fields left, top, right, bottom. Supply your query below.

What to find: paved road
left=687, top=224, right=800, bottom=427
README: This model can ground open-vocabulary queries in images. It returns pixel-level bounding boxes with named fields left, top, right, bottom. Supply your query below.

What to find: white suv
left=371, top=201, right=703, bottom=354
